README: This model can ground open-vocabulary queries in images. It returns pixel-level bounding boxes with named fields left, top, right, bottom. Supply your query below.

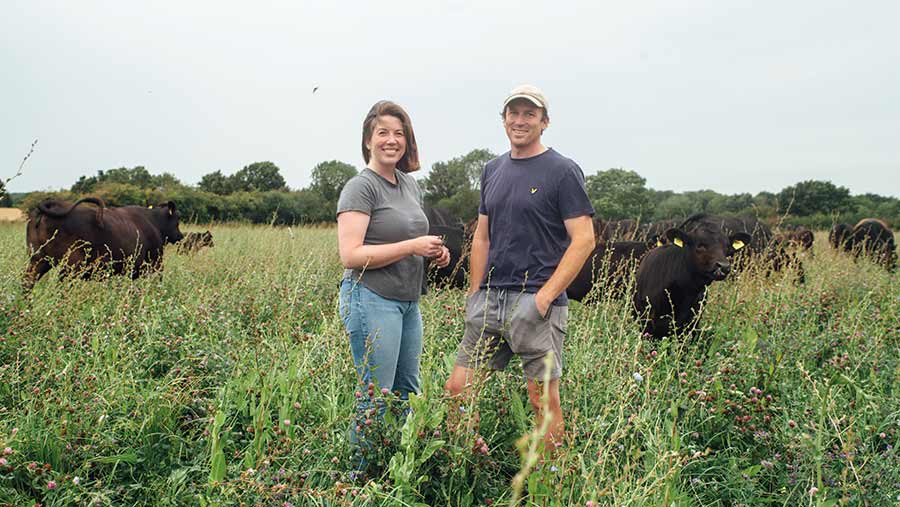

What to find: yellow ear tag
left=732, top=239, right=745, bottom=250
left=673, top=237, right=684, bottom=248
left=656, top=239, right=663, bottom=247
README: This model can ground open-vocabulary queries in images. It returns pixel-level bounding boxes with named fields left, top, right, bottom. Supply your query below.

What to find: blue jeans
left=339, top=279, right=423, bottom=467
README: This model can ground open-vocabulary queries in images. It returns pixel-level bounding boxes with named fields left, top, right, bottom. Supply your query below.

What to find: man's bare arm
left=467, top=214, right=490, bottom=295
left=534, top=215, right=595, bottom=315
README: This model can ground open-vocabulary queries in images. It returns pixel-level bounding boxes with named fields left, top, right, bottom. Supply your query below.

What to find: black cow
left=24, top=198, right=184, bottom=289
left=425, top=224, right=469, bottom=289
left=634, top=224, right=751, bottom=340
left=675, top=214, right=804, bottom=282
left=596, top=219, right=650, bottom=242
left=177, top=230, right=215, bottom=254
left=840, top=219, right=897, bottom=271
left=567, top=241, right=651, bottom=303
left=829, top=223, right=853, bottom=250
left=775, top=227, right=815, bottom=252
left=424, top=206, right=462, bottom=228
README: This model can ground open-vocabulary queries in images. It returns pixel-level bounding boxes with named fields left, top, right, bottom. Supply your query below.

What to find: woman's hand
left=409, top=235, right=444, bottom=258
left=433, top=246, right=451, bottom=268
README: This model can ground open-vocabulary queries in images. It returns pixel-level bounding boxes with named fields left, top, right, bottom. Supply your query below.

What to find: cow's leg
left=23, top=254, right=53, bottom=291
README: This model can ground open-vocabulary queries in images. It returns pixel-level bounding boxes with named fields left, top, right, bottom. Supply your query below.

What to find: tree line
left=5, top=152, right=899, bottom=228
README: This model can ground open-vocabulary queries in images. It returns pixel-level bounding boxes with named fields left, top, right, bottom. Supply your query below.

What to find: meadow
left=0, top=222, right=898, bottom=506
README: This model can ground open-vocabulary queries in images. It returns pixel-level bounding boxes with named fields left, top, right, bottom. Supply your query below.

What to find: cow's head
left=664, top=226, right=752, bottom=281
left=152, top=201, right=185, bottom=244
left=201, top=230, right=214, bottom=248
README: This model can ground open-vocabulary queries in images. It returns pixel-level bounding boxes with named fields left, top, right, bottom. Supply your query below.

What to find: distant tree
left=778, top=180, right=851, bottom=216
left=198, top=170, right=235, bottom=195
left=232, top=161, right=287, bottom=192
left=455, top=148, right=496, bottom=189
left=151, top=172, right=183, bottom=190
left=585, top=168, right=651, bottom=220
left=708, top=192, right=753, bottom=215
left=421, top=161, right=470, bottom=203
left=70, top=166, right=182, bottom=194
left=0, top=181, right=11, bottom=207
left=309, top=160, right=358, bottom=203
left=435, top=189, right=480, bottom=223
left=654, top=194, right=698, bottom=220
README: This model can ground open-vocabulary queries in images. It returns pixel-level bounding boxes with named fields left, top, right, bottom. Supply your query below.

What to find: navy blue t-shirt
left=478, top=148, right=594, bottom=305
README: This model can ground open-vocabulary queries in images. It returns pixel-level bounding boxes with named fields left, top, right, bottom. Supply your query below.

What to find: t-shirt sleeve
left=336, top=176, right=376, bottom=217
left=477, top=161, right=491, bottom=216
left=412, top=178, right=425, bottom=209
left=558, top=163, right=595, bottom=220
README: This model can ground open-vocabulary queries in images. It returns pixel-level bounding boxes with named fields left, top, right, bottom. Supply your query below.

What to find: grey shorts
left=455, top=288, right=567, bottom=380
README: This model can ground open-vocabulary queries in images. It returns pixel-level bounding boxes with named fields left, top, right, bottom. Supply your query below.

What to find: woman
left=337, top=100, right=449, bottom=471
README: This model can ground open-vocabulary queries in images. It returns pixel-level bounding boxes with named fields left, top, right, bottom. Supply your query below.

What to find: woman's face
left=366, top=115, right=406, bottom=170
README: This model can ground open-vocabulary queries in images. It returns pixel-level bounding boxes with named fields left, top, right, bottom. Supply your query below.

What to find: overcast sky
left=3, top=1, right=899, bottom=196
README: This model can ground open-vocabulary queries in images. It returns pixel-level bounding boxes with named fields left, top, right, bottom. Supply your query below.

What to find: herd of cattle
left=21, top=198, right=898, bottom=342
left=425, top=207, right=897, bottom=340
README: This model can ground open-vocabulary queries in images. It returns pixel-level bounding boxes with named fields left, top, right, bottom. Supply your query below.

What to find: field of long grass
left=0, top=223, right=898, bottom=506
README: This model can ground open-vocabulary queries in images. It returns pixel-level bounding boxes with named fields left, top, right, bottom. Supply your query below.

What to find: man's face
left=503, top=100, right=548, bottom=150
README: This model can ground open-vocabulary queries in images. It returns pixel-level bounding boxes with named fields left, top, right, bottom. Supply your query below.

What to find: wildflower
left=788, top=419, right=797, bottom=428
left=47, top=481, right=57, bottom=490
left=586, top=501, right=596, bottom=507
left=72, top=476, right=81, bottom=485
left=459, top=406, right=467, bottom=413
left=282, top=419, right=291, bottom=427
left=632, top=372, right=643, bottom=383
left=330, top=456, right=339, bottom=464
left=2, top=447, right=11, bottom=456
left=381, top=388, right=390, bottom=396
left=809, top=486, right=819, bottom=496
left=293, top=402, right=301, bottom=409
left=760, top=460, right=773, bottom=469
left=550, top=465, right=559, bottom=473
left=0, top=458, right=7, bottom=466
left=433, top=429, right=441, bottom=438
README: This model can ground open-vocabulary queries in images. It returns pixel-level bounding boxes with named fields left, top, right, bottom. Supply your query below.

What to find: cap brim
left=503, top=94, right=544, bottom=109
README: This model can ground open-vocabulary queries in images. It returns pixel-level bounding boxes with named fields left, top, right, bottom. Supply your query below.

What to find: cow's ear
left=166, top=201, right=177, bottom=216
left=664, top=228, right=690, bottom=248
left=731, top=232, right=752, bottom=251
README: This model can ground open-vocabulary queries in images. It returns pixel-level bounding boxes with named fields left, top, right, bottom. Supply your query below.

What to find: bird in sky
left=312, top=86, right=319, bottom=94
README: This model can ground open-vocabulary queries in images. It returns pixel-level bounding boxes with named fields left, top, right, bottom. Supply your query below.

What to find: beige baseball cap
left=502, top=84, right=549, bottom=113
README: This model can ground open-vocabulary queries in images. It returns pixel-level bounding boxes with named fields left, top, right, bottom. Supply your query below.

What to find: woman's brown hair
left=361, top=100, right=420, bottom=172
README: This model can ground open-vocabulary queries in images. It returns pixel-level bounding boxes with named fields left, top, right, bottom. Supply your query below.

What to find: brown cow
left=177, top=230, right=214, bottom=254
left=775, top=227, right=814, bottom=251
left=840, top=219, right=897, bottom=271
left=24, top=198, right=184, bottom=289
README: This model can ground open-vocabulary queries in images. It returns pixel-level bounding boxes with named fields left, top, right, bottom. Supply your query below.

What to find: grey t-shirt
left=336, top=168, right=428, bottom=301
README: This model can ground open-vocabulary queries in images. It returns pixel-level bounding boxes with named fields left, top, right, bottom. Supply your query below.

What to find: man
left=444, top=84, right=595, bottom=452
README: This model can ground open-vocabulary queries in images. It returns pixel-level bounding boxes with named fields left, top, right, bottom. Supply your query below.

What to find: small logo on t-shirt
left=530, top=187, right=538, bottom=194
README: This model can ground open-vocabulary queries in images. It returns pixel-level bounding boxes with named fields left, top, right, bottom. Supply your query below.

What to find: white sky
left=2, top=0, right=899, bottom=196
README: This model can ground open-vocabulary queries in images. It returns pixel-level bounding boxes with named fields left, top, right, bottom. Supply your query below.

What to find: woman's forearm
left=340, top=240, right=416, bottom=270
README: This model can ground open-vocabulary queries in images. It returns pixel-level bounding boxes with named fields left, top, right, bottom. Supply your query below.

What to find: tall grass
left=0, top=223, right=897, bottom=506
